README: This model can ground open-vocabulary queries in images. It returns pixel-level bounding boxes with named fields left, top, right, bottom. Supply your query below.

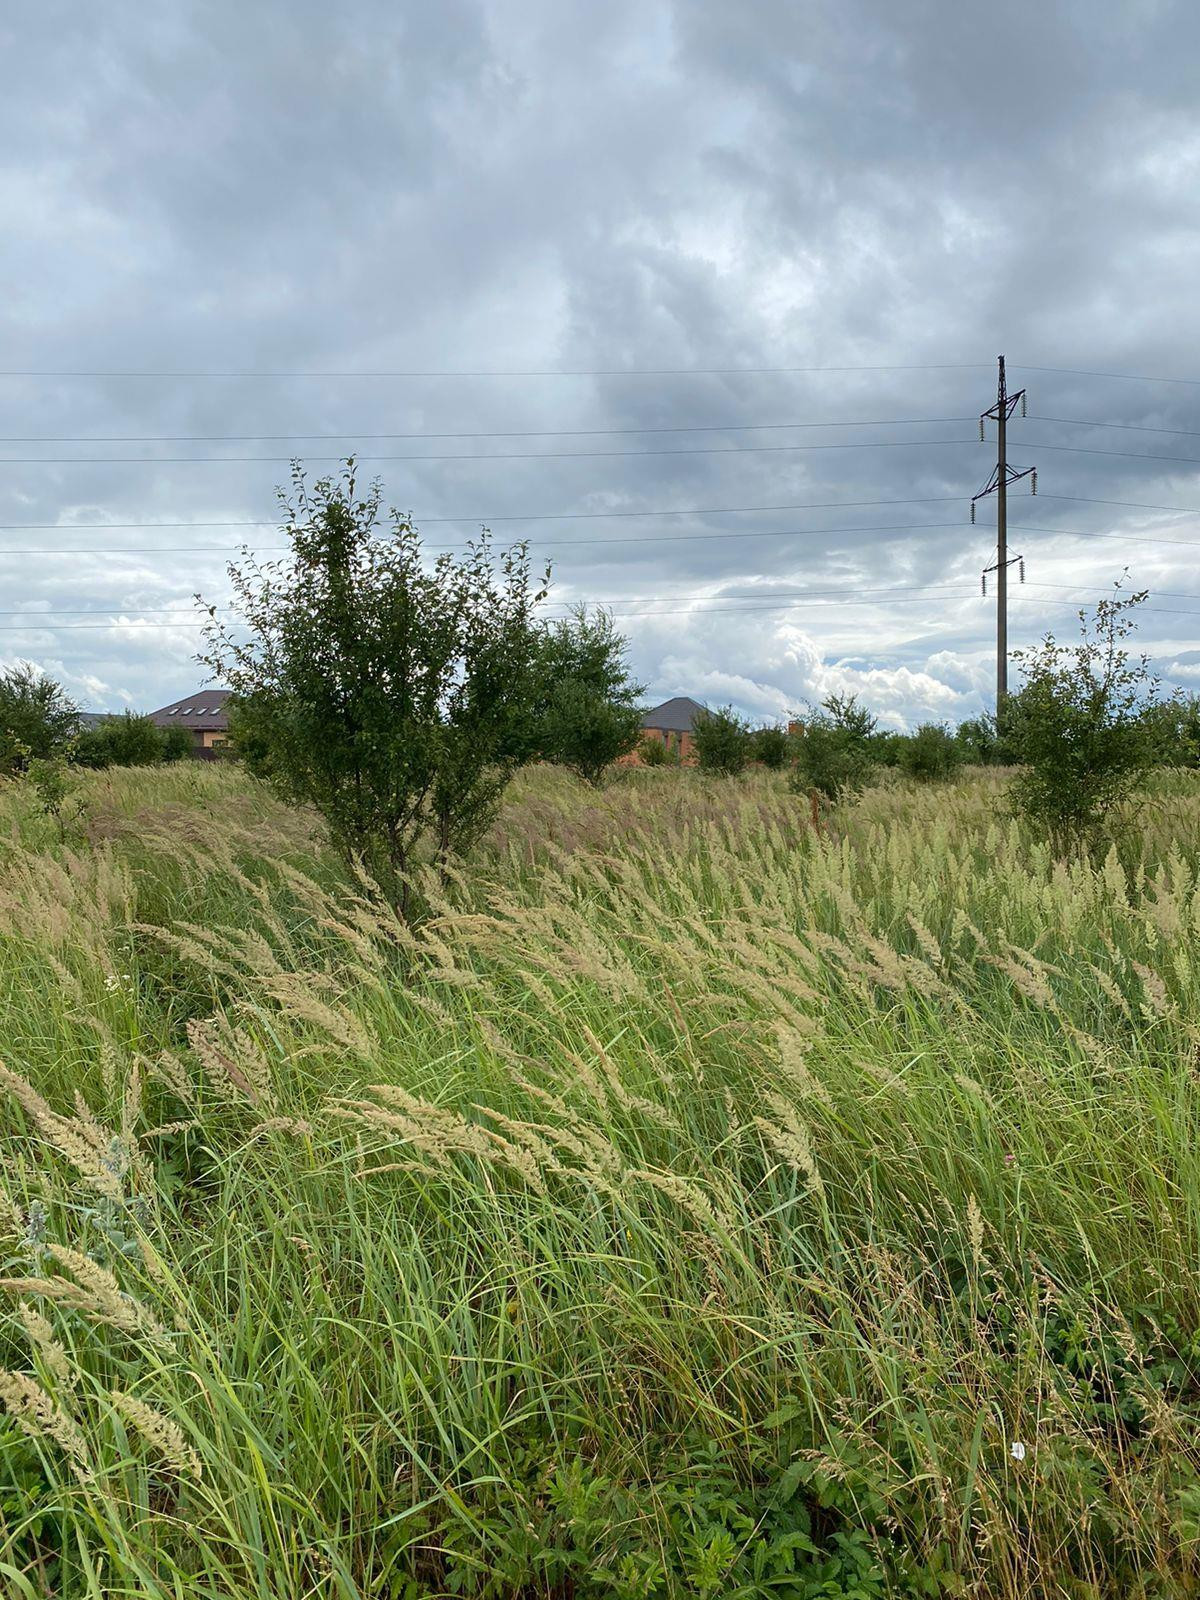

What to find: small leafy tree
left=537, top=607, right=644, bottom=784
left=898, top=723, right=960, bottom=782
left=202, top=462, right=549, bottom=910
left=27, top=758, right=85, bottom=842
left=542, top=683, right=644, bottom=783
left=1008, top=586, right=1161, bottom=850
left=821, top=693, right=877, bottom=744
left=0, top=666, right=79, bottom=774
left=691, top=706, right=751, bottom=776
left=752, top=725, right=791, bottom=770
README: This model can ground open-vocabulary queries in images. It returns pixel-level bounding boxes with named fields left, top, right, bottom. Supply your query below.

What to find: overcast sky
left=4, top=0, right=1200, bottom=727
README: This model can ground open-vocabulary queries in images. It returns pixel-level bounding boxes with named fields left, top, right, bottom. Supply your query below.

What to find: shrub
left=72, top=712, right=165, bottom=770
left=161, top=723, right=196, bottom=763
left=788, top=694, right=879, bottom=802
left=692, top=706, right=752, bottom=776
left=1140, top=696, right=1200, bottom=768
left=789, top=721, right=872, bottom=802
left=954, top=715, right=1000, bottom=765
left=898, top=723, right=960, bottom=782
left=753, top=725, right=792, bottom=770
left=638, top=736, right=670, bottom=767
left=1009, top=586, right=1162, bottom=850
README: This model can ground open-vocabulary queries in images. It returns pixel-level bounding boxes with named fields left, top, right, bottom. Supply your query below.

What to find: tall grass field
left=2, top=761, right=1200, bottom=1598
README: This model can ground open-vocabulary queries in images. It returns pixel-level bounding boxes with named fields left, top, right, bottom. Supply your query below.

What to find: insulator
left=1031, top=468, right=1037, bottom=494
left=970, top=500, right=976, bottom=524
left=979, top=417, right=985, bottom=442
left=1019, top=558, right=1026, bottom=584
left=981, top=572, right=987, bottom=596
left=1021, top=392, right=1027, bottom=418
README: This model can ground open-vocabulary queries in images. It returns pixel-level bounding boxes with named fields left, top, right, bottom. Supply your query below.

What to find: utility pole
left=972, top=356, right=1036, bottom=711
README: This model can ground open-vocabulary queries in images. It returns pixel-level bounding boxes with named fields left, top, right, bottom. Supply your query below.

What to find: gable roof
left=148, top=690, right=232, bottom=729
left=640, top=696, right=709, bottom=733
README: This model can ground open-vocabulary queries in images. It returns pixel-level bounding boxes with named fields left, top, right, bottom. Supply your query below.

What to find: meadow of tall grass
left=2, top=760, right=1200, bottom=1598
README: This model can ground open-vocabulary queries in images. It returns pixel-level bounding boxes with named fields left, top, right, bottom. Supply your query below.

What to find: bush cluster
left=73, top=713, right=194, bottom=770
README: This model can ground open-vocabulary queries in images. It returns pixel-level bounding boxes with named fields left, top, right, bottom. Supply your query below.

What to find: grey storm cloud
left=3, top=0, right=1200, bottom=724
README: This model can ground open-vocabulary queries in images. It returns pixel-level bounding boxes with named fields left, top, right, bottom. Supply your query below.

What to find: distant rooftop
left=148, top=690, right=232, bottom=730
left=640, top=696, right=709, bottom=733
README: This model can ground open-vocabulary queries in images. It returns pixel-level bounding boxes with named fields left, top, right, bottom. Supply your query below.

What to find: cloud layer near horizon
left=4, top=0, right=1200, bottom=725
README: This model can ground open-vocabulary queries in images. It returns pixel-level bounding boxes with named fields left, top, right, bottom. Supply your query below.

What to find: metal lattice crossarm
left=970, top=463, right=1037, bottom=522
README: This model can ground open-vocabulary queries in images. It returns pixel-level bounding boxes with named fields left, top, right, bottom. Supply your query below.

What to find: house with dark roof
left=637, top=695, right=709, bottom=763
left=147, top=690, right=232, bottom=758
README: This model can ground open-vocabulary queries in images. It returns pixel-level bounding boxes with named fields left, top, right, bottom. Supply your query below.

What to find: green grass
left=2, top=760, right=1200, bottom=1597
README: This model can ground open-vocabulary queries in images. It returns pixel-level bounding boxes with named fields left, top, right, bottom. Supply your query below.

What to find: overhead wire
left=0, top=494, right=972, bottom=529
left=1014, top=364, right=1200, bottom=386
left=8, top=577, right=1200, bottom=627
left=0, top=416, right=975, bottom=443
left=1, top=517, right=1200, bottom=559
left=0, top=438, right=985, bottom=464
left=0, top=362, right=993, bottom=379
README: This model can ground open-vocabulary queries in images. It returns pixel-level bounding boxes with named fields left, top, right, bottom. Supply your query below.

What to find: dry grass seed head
left=110, top=1390, right=202, bottom=1480
left=0, top=1369, right=90, bottom=1477
left=0, top=1063, right=124, bottom=1201
left=756, top=1094, right=825, bottom=1200
left=1, top=1244, right=167, bottom=1345
left=18, top=1303, right=75, bottom=1389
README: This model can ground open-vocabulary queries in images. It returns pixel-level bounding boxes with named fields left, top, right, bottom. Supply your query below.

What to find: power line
left=0, top=518, right=970, bottom=557
left=0, top=416, right=974, bottom=444
left=0, top=593, right=1014, bottom=631
left=8, top=590, right=1200, bottom=632
left=0, top=494, right=973, bottom=530
left=2, top=518, right=1199, bottom=561
left=10, top=434, right=1200, bottom=466
left=19, top=411, right=1200, bottom=446
left=1031, top=415, right=1200, bottom=439
left=15, top=576, right=1200, bottom=624
left=7, top=358, right=1198, bottom=385
left=1022, top=439, right=1200, bottom=467
left=0, top=437, right=984, bottom=465
left=1014, top=364, right=1200, bottom=387
left=1014, top=523, right=1200, bottom=550
left=1039, top=492, right=1200, bottom=516
left=0, top=593, right=986, bottom=629
left=14, top=486, right=1194, bottom=534
left=0, top=577, right=993, bottom=621
left=0, top=362, right=992, bottom=379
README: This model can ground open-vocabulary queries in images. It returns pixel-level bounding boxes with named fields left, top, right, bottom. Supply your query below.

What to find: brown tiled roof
left=148, top=690, right=232, bottom=730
